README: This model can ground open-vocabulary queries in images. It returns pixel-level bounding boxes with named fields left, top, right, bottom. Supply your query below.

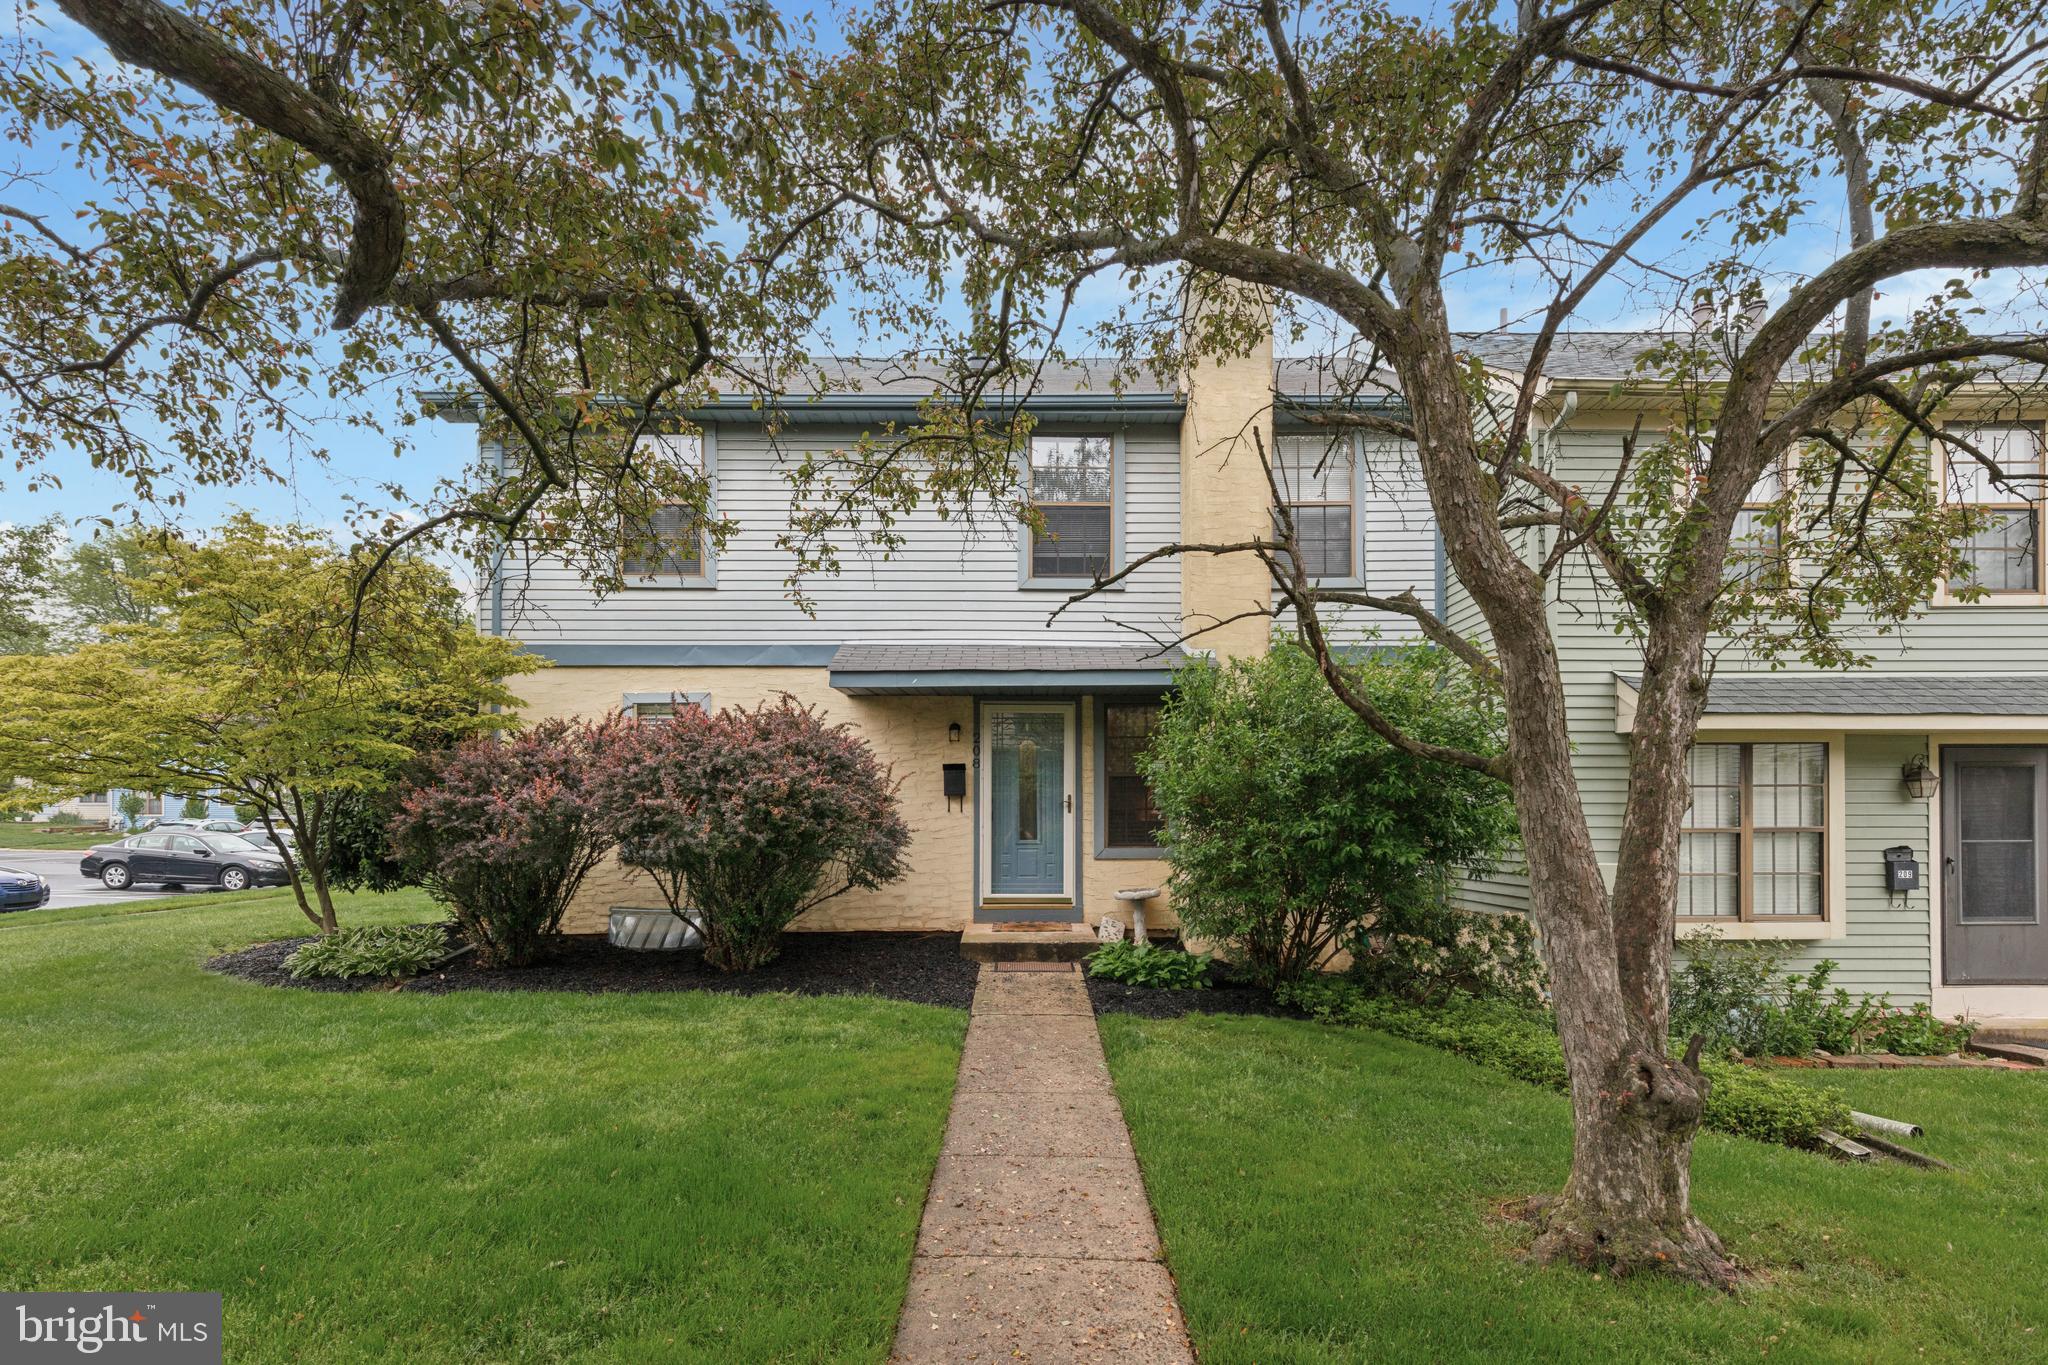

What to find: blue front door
left=989, top=708, right=1068, bottom=895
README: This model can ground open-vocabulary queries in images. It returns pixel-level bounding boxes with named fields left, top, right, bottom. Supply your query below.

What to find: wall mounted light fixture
left=948, top=722, right=963, bottom=743
left=1902, top=754, right=1939, bottom=800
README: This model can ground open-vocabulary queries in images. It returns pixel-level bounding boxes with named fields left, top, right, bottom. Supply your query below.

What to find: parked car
left=137, top=818, right=198, bottom=833
left=0, top=863, right=52, bottom=912
left=195, top=818, right=246, bottom=833
left=79, top=833, right=292, bottom=893
left=236, top=829, right=296, bottom=857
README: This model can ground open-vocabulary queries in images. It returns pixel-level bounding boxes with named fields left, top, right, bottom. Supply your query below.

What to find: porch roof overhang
left=1614, top=672, right=2048, bottom=734
left=829, top=643, right=1185, bottom=696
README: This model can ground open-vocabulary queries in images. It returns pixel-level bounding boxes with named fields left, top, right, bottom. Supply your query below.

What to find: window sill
left=1677, top=917, right=1844, bottom=942
left=621, top=578, right=716, bottom=591
left=1932, top=591, right=2048, bottom=608
left=1021, top=577, right=1124, bottom=592
left=1094, top=845, right=1165, bottom=861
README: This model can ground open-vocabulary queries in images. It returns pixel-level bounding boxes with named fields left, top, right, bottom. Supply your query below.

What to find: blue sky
left=2, top=3, right=2037, bottom=546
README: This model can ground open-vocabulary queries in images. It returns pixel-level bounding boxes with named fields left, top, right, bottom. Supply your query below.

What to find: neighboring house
left=28, top=789, right=238, bottom=827
left=456, top=337, right=1440, bottom=941
left=1447, top=334, right=2048, bottom=1025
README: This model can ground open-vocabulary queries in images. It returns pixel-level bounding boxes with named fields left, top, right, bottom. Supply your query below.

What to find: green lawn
left=0, top=823, right=121, bottom=850
left=0, top=889, right=966, bottom=1363
left=1102, top=1012, right=2048, bottom=1365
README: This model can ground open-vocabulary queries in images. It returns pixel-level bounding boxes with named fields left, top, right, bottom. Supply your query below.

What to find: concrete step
left=1967, top=1037, right=2048, bottom=1067
left=960, top=925, right=1101, bottom=963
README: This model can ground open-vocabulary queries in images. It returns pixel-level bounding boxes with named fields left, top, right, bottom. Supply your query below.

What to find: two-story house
left=457, top=326, right=2048, bottom=1024
left=1449, top=334, right=2048, bottom=1027
left=460, top=333, right=1438, bottom=952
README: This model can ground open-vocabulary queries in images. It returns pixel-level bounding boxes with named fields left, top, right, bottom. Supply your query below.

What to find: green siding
left=1444, top=423, right=2045, bottom=999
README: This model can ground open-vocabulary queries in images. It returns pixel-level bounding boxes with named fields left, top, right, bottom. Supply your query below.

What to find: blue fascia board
left=524, top=643, right=842, bottom=667
left=831, top=668, right=1179, bottom=693
left=420, top=389, right=1187, bottom=426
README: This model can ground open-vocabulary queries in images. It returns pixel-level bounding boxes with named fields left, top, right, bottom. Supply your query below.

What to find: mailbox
left=1882, top=846, right=1920, bottom=893
left=942, top=763, right=967, bottom=799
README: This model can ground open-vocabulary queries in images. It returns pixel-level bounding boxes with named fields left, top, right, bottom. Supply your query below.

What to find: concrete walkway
left=891, top=964, right=1195, bottom=1364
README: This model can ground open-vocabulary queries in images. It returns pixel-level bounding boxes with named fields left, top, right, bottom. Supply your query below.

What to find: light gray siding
left=1522, top=424, right=2048, bottom=997
left=491, top=425, right=1182, bottom=647
left=1282, top=439, right=1443, bottom=644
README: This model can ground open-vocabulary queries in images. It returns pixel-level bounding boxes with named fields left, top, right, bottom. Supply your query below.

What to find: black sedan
left=80, top=832, right=292, bottom=893
left=0, top=864, right=52, bottom=912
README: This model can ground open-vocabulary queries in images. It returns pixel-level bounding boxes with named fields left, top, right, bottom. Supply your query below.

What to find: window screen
left=622, top=504, right=705, bottom=578
left=1029, top=436, right=1114, bottom=580
left=1274, top=435, right=1355, bottom=578
left=1946, top=424, right=2044, bottom=594
left=1103, top=703, right=1164, bottom=848
left=1956, top=762, right=2038, bottom=923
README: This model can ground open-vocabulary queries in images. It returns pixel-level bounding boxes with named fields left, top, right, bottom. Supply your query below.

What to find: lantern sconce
left=1902, top=754, right=1939, bottom=800
left=948, top=722, right=963, bottom=744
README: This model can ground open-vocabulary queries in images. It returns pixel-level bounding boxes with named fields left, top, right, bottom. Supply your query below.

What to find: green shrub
left=285, top=924, right=450, bottom=981
left=1085, top=940, right=1212, bottom=989
left=1348, top=902, right=1546, bottom=1007
left=181, top=796, right=209, bottom=819
left=1673, top=929, right=1974, bottom=1058
left=1279, top=977, right=1851, bottom=1149
left=1144, top=642, right=1518, bottom=988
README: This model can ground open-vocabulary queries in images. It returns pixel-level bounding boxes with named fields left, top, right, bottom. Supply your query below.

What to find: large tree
left=0, top=514, right=525, bottom=931
left=0, top=0, right=832, bottom=589
left=734, top=0, right=2048, bottom=1285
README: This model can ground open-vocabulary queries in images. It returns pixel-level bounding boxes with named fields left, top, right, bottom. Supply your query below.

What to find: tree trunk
left=1390, top=293, right=1738, bottom=1287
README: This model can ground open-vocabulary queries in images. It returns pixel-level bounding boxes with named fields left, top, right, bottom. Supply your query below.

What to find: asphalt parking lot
left=0, top=847, right=234, bottom=911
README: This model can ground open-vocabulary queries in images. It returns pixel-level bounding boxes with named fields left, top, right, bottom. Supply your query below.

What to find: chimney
left=1690, top=298, right=1717, bottom=330
left=1180, top=277, right=1276, bottom=661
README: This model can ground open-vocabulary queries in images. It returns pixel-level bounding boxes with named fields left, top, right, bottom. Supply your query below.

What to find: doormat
left=992, top=961, right=1077, bottom=972
left=990, top=921, right=1074, bottom=933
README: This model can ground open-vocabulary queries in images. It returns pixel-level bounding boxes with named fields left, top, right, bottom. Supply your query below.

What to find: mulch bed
left=207, top=927, right=982, bottom=1010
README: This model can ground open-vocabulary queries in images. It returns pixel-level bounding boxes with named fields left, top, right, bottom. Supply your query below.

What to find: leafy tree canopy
left=0, top=513, right=526, bottom=930
left=0, top=0, right=845, bottom=592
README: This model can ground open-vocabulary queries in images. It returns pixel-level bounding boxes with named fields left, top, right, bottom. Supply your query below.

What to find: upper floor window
left=1101, top=702, right=1164, bottom=851
left=1274, top=434, right=1357, bottom=581
left=622, top=504, right=705, bottom=578
left=1679, top=741, right=1826, bottom=921
left=1943, top=423, right=2045, bottom=596
left=1026, top=435, right=1116, bottom=583
left=621, top=434, right=714, bottom=587
left=1725, top=457, right=1790, bottom=587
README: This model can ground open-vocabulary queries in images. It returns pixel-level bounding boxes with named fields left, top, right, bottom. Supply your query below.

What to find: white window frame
left=1019, top=433, right=1124, bottom=590
left=621, top=430, right=718, bottom=591
left=1934, top=420, right=2047, bottom=607
left=1273, top=431, right=1366, bottom=589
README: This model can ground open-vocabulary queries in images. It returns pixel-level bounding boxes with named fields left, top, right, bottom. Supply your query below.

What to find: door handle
left=1065, top=794, right=1073, bottom=814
